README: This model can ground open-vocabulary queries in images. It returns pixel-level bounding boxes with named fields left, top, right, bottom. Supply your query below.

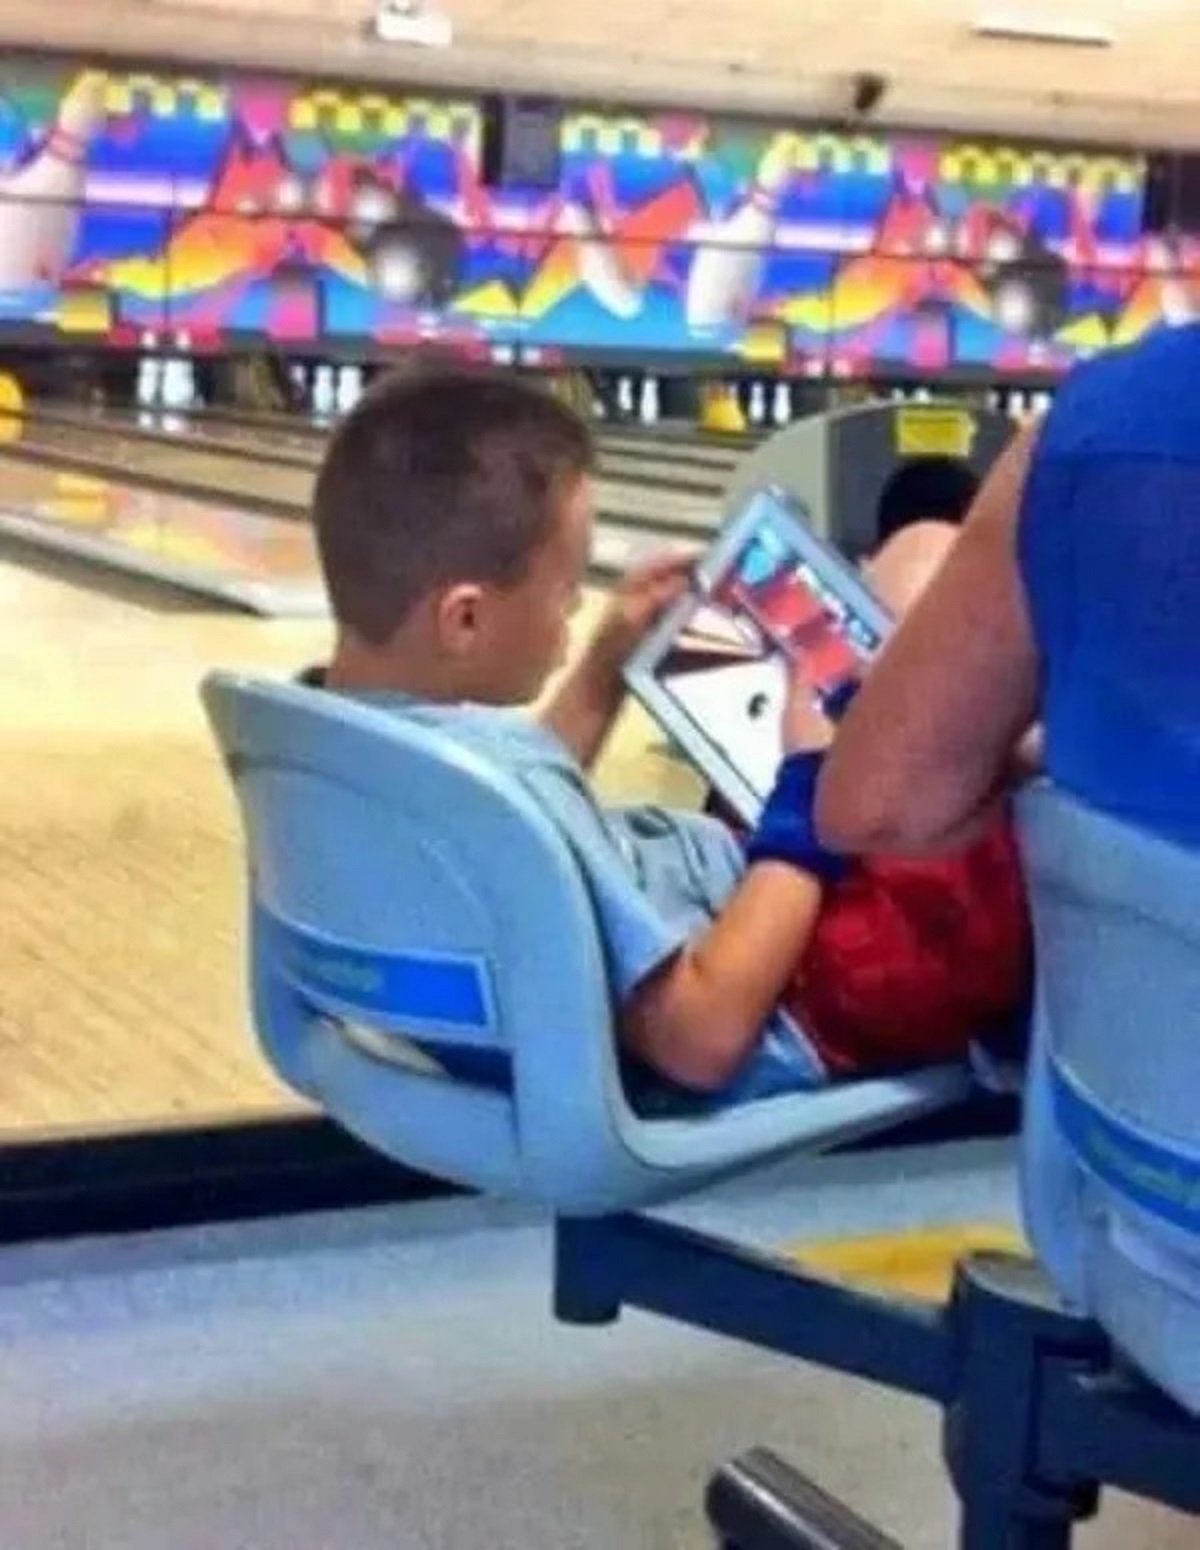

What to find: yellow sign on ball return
left=895, top=405, right=976, bottom=461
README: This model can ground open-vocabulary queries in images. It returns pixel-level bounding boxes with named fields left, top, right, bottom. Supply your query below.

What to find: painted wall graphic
left=0, top=54, right=1192, bottom=376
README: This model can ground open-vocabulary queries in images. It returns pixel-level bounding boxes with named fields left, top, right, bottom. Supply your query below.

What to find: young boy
left=308, top=362, right=1029, bottom=1110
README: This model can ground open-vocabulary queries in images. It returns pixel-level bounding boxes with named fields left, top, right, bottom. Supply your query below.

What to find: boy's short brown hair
left=313, top=361, right=595, bottom=644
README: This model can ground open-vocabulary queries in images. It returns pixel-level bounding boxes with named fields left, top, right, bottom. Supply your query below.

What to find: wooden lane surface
left=0, top=544, right=701, bottom=1139
left=18, top=419, right=722, bottom=533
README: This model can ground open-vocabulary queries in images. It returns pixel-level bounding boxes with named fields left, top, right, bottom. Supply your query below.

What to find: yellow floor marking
left=787, top=1223, right=1029, bottom=1303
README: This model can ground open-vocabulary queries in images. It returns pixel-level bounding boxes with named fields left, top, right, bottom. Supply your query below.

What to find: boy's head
left=314, top=361, right=596, bottom=703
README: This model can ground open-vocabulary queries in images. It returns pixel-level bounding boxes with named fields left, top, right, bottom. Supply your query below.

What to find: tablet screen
left=643, top=490, right=890, bottom=813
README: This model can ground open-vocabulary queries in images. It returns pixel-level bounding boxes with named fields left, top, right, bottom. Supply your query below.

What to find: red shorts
left=783, top=816, right=1032, bottom=1076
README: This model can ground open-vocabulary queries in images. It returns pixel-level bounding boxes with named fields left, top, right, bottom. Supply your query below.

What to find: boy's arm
left=621, top=861, right=824, bottom=1090
left=540, top=646, right=625, bottom=771
left=540, top=552, right=694, bottom=769
left=622, top=708, right=841, bottom=1092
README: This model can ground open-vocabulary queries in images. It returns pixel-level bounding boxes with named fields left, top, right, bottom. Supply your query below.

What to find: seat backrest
left=202, top=671, right=636, bottom=1207
left=1016, top=782, right=1200, bottom=1413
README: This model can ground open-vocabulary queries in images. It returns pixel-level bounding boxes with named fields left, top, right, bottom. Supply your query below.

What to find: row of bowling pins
left=605, top=374, right=799, bottom=428
left=604, top=374, right=661, bottom=423
left=886, top=385, right=1055, bottom=422
left=293, top=363, right=366, bottom=419
left=989, top=387, right=1054, bottom=422
left=136, top=352, right=200, bottom=411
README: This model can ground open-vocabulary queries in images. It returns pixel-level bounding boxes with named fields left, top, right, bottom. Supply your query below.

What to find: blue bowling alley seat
left=201, top=672, right=970, bottom=1216
left=203, top=671, right=1200, bottom=1548
left=1017, top=783, right=1200, bottom=1418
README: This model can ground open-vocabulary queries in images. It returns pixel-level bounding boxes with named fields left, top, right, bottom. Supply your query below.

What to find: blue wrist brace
left=745, top=750, right=848, bottom=884
left=822, top=676, right=861, bottom=723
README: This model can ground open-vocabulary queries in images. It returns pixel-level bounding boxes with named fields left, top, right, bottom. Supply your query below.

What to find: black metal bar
left=0, top=1113, right=458, bottom=1244
left=957, top=1500, right=1073, bottom=1550
left=1039, top=1366, right=1200, bottom=1518
left=555, top=1213, right=950, bottom=1402
left=706, top=1449, right=905, bottom=1550
left=943, top=1255, right=1103, bottom=1545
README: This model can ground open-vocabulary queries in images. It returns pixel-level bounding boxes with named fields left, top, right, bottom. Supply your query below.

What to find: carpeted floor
left=0, top=1140, right=1192, bottom=1550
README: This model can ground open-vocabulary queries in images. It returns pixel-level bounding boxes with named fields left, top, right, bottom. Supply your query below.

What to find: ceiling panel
left=0, top=0, right=1195, bottom=147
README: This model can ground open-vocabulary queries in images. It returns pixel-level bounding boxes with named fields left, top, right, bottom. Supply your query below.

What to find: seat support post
left=554, top=1212, right=948, bottom=1399
left=557, top=1218, right=1200, bottom=1546
left=943, top=1253, right=1103, bottom=1547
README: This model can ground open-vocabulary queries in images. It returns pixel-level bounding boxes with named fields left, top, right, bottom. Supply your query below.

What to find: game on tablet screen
left=655, top=513, right=888, bottom=804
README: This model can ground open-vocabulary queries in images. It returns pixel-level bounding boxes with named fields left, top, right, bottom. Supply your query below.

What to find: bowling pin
left=136, top=330, right=161, bottom=415
left=639, top=375, right=660, bottom=424
left=335, top=365, right=362, bottom=415
left=158, top=356, right=177, bottom=409
left=312, top=363, right=336, bottom=419
left=616, top=375, right=634, bottom=419
left=0, top=71, right=105, bottom=293
left=685, top=133, right=796, bottom=331
left=168, top=331, right=194, bottom=410
left=748, top=380, right=766, bottom=426
left=771, top=381, right=791, bottom=426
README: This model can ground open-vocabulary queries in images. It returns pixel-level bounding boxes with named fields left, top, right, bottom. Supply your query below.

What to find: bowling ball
left=365, top=202, right=464, bottom=308
left=347, top=170, right=401, bottom=247
left=978, top=226, right=1070, bottom=340
left=984, top=255, right=1069, bottom=340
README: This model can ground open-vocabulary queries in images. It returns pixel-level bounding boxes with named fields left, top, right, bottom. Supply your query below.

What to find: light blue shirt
left=355, top=692, right=828, bottom=1109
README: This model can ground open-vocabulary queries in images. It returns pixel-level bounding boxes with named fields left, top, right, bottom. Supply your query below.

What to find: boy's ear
left=433, top=582, right=486, bottom=656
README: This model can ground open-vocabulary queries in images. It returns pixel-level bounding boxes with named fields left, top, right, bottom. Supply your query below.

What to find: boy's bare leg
left=861, top=520, right=959, bottom=616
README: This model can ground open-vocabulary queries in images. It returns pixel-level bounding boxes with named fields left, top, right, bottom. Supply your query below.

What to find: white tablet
left=623, top=485, right=893, bottom=827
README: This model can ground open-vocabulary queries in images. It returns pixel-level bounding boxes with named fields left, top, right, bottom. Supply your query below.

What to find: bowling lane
left=601, top=430, right=745, bottom=472
left=181, top=405, right=749, bottom=475
left=13, top=414, right=723, bottom=539
left=34, top=405, right=732, bottom=497
left=0, top=455, right=326, bottom=615
left=0, top=437, right=703, bottom=613
left=16, top=416, right=309, bottom=511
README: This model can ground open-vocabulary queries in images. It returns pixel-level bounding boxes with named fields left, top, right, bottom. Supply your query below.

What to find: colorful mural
left=0, top=54, right=1190, bottom=376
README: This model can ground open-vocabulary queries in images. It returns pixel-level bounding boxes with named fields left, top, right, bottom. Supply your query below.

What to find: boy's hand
left=542, top=553, right=693, bottom=769
left=582, top=551, right=695, bottom=685
left=781, top=658, right=835, bottom=753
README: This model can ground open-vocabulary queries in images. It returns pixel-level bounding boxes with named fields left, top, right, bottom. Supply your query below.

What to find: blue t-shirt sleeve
left=518, top=766, right=690, bottom=1002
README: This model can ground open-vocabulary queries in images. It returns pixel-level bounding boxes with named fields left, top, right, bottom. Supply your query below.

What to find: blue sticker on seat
left=265, top=910, right=492, bottom=1033
left=1051, top=1062, right=1200, bottom=1234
